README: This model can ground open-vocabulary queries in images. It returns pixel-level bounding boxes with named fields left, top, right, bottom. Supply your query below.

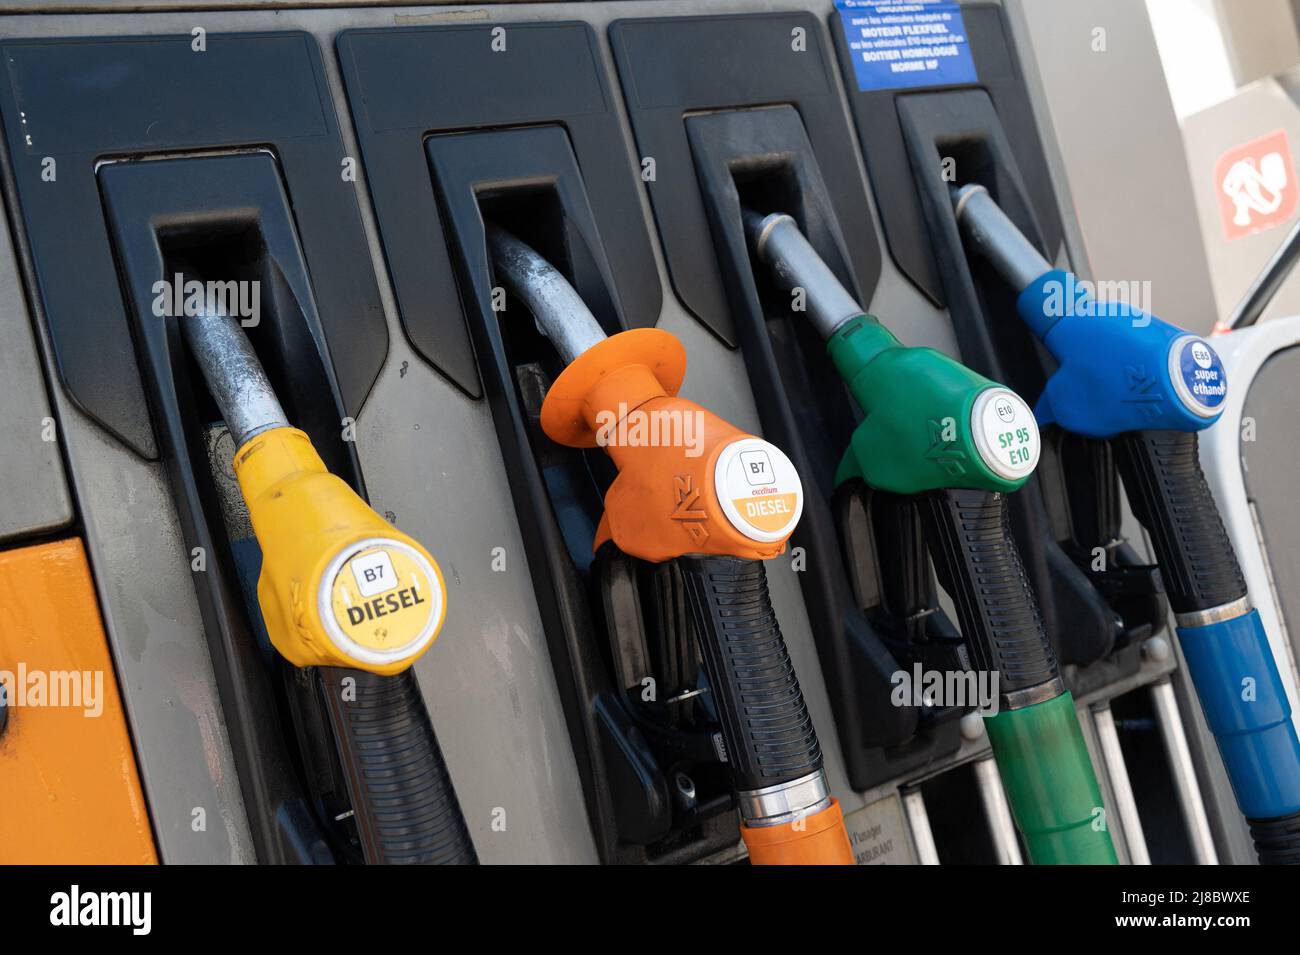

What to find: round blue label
left=1173, top=337, right=1227, bottom=415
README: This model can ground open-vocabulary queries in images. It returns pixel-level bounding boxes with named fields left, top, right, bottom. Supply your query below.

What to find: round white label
left=713, top=438, right=804, bottom=543
left=317, top=536, right=445, bottom=669
left=969, top=387, right=1040, bottom=481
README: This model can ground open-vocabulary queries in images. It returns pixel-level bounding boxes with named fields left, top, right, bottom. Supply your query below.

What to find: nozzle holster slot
left=830, top=2, right=1064, bottom=309
left=677, top=104, right=965, bottom=788
left=336, top=21, right=661, bottom=399
left=0, top=31, right=387, bottom=459
left=426, top=124, right=738, bottom=863
left=840, top=485, right=970, bottom=684
left=877, top=80, right=1166, bottom=686
left=827, top=3, right=1165, bottom=681
left=94, top=152, right=367, bottom=862
left=95, top=152, right=473, bottom=865
left=608, top=11, right=882, bottom=346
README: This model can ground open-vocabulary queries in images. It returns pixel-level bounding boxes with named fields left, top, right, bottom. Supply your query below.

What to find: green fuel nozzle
left=745, top=211, right=1038, bottom=496
left=744, top=209, right=1116, bottom=864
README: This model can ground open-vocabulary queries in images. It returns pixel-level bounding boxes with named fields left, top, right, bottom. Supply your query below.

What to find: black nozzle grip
left=1250, top=810, right=1300, bottom=865
left=319, top=667, right=478, bottom=865
left=677, top=555, right=822, bottom=793
left=1114, top=430, right=1247, bottom=615
left=920, top=489, right=1059, bottom=695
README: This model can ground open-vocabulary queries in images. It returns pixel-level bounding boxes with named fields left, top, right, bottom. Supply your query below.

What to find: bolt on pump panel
left=828, top=3, right=1170, bottom=694
left=0, top=31, right=475, bottom=864
left=609, top=12, right=975, bottom=793
left=338, top=22, right=769, bottom=864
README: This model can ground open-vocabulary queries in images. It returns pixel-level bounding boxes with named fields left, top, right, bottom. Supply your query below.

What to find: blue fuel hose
left=954, top=184, right=1300, bottom=863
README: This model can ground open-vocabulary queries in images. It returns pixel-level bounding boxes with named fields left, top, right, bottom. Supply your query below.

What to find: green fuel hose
left=985, top=694, right=1115, bottom=864
left=747, top=210, right=1116, bottom=863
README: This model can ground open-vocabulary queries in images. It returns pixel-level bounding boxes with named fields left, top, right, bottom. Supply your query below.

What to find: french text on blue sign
left=835, top=1, right=978, bottom=92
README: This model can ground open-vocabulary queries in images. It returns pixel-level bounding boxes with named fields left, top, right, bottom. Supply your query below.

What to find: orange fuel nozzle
left=540, top=328, right=803, bottom=563
left=486, top=224, right=803, bottom=563
left=489, top=226, right=851, bottom=865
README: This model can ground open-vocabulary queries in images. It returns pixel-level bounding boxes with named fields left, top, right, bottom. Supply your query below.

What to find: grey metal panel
left=0, top=4, right=601, bottom=866
left=0, top=250, right=257, bottom=861
left=0, top=198, right=71, bottom=545
left=0, top=137, right=254, bottom=856
left=0, top=0, right=1238, bottom=865
left=1216, top=0, right=1300, bottom=88
left=349, top=342, right=598, bottom=862
left=1012, top=0, right=1220, bottom=334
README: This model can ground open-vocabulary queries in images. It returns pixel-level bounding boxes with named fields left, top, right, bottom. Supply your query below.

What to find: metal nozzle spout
left=950, top=184, right=1052, bottom=293
left=181, top=306, right=289, bottom=449
left=741, top=209, right=864, bottom=341
left=485, top=224, right=607, bottom=366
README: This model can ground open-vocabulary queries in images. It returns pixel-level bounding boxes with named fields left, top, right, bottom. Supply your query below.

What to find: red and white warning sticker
left=713, top=437, right=804, bottom=543
left=1214, top=129, right=1296, bottom=242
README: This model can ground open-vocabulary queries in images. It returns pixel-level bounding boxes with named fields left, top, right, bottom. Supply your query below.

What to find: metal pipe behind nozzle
left=951, top=184, right=1052, bottom=293
left=485, top=224, right=607, bottom=365
left=182, top=307, right=289, bottom=449
left=1226, top=215, right=1300, bottom=331
left=743, top=210, right=864, bottom=341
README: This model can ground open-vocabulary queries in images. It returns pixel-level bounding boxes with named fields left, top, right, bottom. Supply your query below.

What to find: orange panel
left=0, top=538, right=157, bottom=863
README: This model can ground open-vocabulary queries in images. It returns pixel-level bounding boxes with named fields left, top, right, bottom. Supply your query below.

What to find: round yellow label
left=321, top=538, right=444, bottom=666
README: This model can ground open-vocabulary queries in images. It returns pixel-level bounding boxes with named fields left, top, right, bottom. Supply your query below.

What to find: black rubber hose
left=677, top=555, right=822, bottom=792
left=1250, top=810, right=1300, bottom=865
left=1117, top=430, right=1300, bottom=866
left=319, top=667, right=477, bottom=864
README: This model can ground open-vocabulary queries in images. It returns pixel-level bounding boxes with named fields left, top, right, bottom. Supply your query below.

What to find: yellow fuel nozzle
left=183, top=309, right=446, bottom=675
